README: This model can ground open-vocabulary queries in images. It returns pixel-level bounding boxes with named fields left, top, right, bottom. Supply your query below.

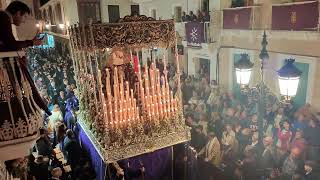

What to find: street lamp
left=235, top=54, right=254, bottom=90
left=234, top=31, right=302, bottom=148
left=277, top=59, right=301, bottom=103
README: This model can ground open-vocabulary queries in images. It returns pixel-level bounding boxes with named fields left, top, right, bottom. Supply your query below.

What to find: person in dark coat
left=0, top=1, right=51, bottom=116
left=0, top=1, right=42, bottom=51
left=181, top=11, right=190, bottom=22
left=36, top=128, right=53, bottom=157
left=63, top=129, right=81, bottom=170
left=260, top=136, right=276, bottom=177
left=32, top=155, right=50, bottom=180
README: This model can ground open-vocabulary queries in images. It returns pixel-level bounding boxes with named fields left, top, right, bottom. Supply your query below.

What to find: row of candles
left=102, top=53, right=180, bottom=129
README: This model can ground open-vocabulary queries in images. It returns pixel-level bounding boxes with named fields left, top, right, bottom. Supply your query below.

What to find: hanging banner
left=272, top=1, right=319, bottom=30
left=223, top=7, right=252, bottom=29
left=185, top=22, right=204, bottom=47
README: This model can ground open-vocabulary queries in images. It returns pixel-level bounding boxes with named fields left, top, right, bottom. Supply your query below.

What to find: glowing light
left=59, top=24, right=65, bottom=29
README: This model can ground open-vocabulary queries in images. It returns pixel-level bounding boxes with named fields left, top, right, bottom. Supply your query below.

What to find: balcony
left=222, top=6, right=262, bottom=30
left=175, top=22, right=212, bottom=47
left=271, top=1, right=319, bottom=31
left=222, top=1, right=319, bottom=31
left=0, top=51, right=42, bottom=161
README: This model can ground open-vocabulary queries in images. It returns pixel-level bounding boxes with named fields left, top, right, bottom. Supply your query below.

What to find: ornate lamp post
left=235, top=31, right=301, bottom=147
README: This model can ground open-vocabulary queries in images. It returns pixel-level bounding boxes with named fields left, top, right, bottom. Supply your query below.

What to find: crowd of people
left=181, top=10, right=210, bottom=22
left=181, top=73, right=320, bottom=180
left=6, top=47, right=96, bottom=180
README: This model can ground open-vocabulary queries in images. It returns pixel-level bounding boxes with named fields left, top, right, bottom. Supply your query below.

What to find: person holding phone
left=0, top=1, right=43, bottom=51
left=0, top=1, right=51, bottom=116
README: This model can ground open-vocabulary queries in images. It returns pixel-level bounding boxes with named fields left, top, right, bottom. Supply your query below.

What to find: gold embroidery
left=234, top=14, right=239, bottom=24
left=291, top=12, right=297, bottom=24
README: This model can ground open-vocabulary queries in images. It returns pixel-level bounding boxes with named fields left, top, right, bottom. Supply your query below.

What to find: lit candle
left=127, top=98, right=131, bottom=120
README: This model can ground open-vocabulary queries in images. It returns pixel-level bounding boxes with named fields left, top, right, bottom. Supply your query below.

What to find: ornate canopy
left=69, top=15, right=176, bottom=51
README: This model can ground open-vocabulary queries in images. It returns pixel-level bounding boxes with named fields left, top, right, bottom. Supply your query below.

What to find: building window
left=78, top=0, right=101, bottom=24
left=151, top=9, right=156, bottom=19
left=174, top=6, right=182, bottom=22
left=131, top=5, right=139, bottom=15
left=108, top=5, right=120, bottom=23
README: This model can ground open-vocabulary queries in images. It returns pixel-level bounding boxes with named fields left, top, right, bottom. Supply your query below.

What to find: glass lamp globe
left=277, top=59, right=302, bottom=100
left=234, top=54, right=254, bottom=87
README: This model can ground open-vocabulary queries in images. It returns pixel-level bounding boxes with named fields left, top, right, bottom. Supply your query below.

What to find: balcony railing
left=272, top=0, right=319, bottom=31
left=222, top=6, right=262, bottom=30
left=0, top=51, right=42, bottom=161
left=222, top=1, right=319, bottom=31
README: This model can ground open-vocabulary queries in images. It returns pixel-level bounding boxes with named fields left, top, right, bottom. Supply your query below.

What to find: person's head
left=6, top=1, right=31, bottom=26
left=283, top=120, right=290, bottom=130
left=251, top=114, right=258, bottom=122
left=297, top=114, right=305, bottom=122
left=59, top=91, right=65, bottom=97
left=225, top=124, right=232, bottom=132
left=51, top=167, right=63, bottom=178
left=66, top=129, right=75, bottom=139
left=278, top=107, right=284, bottom=115
left=190, top=11, right=194, bottom=15
left=199, top=113, right=206, bottom=121
left=192, top=90, right=197, bottom=97
left=295, top=129, right=303, bottom=139
left=304, top=160, right=316, bottom=173
left=309, top=118, right=318, bottom=128
left=63, top=79, right=68, bottom=85
left=227, top=108, right=235, bottom=117
left=52, top=104, right=60, bottom=112
left=39, top=127, right=48, bottom=137
left=182, top=11, right=186, bottom=15
left=252, top=132, right=259, bottom=142
left=240, top=110, right=247, bottom=119
left=71, top=84, right=76, bottom=90
left=208, top=131, right=215, bottom=139
left=263, top=136, right=273, bottom=147
left=290, top=147, right=301, bottom=159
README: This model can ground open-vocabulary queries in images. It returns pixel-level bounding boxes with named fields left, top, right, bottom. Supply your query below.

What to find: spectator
left=202, top=11, right=210, bottom=22
left=276, top=120, right=292, bottom=154
left=189, top=11, right=197, bottom=21
left=282, top=148, right=304, bottom=179
left=260, top=136, right=276, bottom=171
left=304, top=160, right=320, bottom=180
left=50, top=167, right=63, bottom=180
left=222, top=124, right=237, bottom=160
left=32, top=155, right=49, bottom=180
left=197, top=10, right=203, bottom=22
left=198, top=131, right=221, bottom=166
left=305, top=118, right=320, bottom=161
left=35, top=128, right=53, bottom=157
left=290, top=129, right=307, bottom=156
left=64, top=129, right=82, bottom=170
left=181, top=11, right=190, bottom=22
